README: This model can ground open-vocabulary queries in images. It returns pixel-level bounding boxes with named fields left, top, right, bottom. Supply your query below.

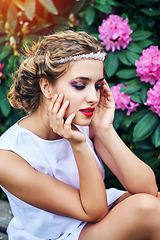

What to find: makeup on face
left=79, top=107, right=95, bottom=117
left=53, top=59, right=104, bottom=125
left=69, top=77, right=104, bottom=91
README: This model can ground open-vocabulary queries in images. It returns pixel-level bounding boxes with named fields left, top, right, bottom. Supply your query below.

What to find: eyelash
left=95, top=84, right=103, bottom=90
left=71, top=82, right=102, bottom=90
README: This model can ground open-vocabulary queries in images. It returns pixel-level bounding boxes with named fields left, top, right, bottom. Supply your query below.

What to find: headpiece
left=53, top=51, right=106, bottom=64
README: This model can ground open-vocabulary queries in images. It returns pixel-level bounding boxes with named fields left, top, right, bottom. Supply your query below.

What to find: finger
left=48, top=94, right=65, bottom=135
left=52, top=93, right=64, bottom=114
left=57, top=100, right=69, bottom=120
left=102, top=81, right=114, bottom=101
left=48, top=93, right=58, bottom=112
left=64, top=113, right=75, bottom=134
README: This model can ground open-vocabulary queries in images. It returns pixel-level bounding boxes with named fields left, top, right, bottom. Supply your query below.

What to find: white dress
left=0, top=118, right=125, bottom=240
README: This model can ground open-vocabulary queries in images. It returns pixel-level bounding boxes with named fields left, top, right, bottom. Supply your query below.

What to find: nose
left=86, top=86, right=99, bottom=104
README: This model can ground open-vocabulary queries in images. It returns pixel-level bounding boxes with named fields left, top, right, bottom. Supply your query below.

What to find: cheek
left=63, top=96, right=77, bottom=118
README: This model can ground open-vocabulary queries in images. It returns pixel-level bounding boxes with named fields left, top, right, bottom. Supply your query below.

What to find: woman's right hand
left=48, top=93, right=86, bottom=145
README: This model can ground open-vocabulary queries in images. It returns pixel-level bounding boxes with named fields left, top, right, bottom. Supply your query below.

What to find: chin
left=72, top=117, right=92, bottom=127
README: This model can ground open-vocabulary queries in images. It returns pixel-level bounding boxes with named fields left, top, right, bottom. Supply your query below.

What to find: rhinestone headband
left=53, top=51, right=106, bottom=64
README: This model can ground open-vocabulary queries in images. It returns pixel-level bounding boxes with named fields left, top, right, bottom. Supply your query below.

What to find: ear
left=39, top=78, right=53, bottom=99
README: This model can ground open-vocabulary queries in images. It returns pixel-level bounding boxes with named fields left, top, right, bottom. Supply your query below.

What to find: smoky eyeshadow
left=70, top=79, right=86, bottom=89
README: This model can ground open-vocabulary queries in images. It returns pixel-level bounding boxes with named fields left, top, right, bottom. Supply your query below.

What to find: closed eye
left=70, top=81, right=86, bottom=90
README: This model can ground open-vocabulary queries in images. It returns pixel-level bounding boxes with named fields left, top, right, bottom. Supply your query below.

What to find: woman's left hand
left=90, top=80, right=115, bottom=133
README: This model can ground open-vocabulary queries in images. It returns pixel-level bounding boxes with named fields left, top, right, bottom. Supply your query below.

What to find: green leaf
left=118, top=50, right=131, bottom=66
left=105, top=52, right=119, bottom=77
left=25, top=0, right=36, bottom=21
left=113, top=109, right=124, bottom=130
left=133, top=111, right=159, bottom=141
left=0, top=85, right=6, bottom=102
left=131, top=30, right=152, bottom=41
left=122, top=115, right=132, bottom=127
left=127, top=42, right=142, bottom=53
left=121, top=13, right=128, bottom=20
left=0, top=36, right=8, bottom=44
left=132, top=148, right=154, bottom=161
left=7, top=3, right=17, bottom=31
left=116, top=68, right=136, bottom=79
left=85, top=6, right=95, bottom=26
left=0, top=45, right=12, bottom=61
left=6, top=55, right=19, bottom=73
left=120, top=78, right=142, bottom=95
left=21, top=36, right=34, bottom=47
left=129, top=107, right=149, bottom=123
left=140, top=83, right=150, bottom=103
left=130, top=23, right=137, bottom=31
left=0, top=98, right=11, bottom=118
left=137, top=39, right=153, bottom=49
left=90, top=33, right=99, bottom=39
left=151, top=123, right=160, bottom=147
left=94, top=0, right=107, bottom=4
left=94, top=4, right=112, bottom=13
left=130, top=92, right=141, bottom=103
left=126, top=50, right=140, bottom=65
left=146, top=157, right=160, bottom=171
left=38, top=0, right=58, bottom=15
left=124, top=78, right=141, bottom=86
left=108, top=0, right=122, bottom=6
left=72, top=0, right=86, bottom=15
left=135, top=139, right=155, bottom=150
left=141, top=8, right=160, bottom=16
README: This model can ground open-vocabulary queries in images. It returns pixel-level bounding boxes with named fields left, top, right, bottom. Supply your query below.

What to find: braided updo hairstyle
left=8, top=30, right=105, bottom=114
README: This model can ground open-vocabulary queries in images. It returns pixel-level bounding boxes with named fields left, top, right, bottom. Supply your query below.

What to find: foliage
left=0, top=0, right=160, bottom=193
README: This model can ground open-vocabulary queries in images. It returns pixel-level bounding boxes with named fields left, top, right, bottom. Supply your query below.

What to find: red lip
left=79, top=107, right=95, bottom=117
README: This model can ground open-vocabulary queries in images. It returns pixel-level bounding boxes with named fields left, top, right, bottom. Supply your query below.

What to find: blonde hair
left=8, top=30, right=105, bottom=114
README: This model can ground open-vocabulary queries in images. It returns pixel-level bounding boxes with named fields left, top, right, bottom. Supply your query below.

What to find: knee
left=132, top=193, right=160, bottom=217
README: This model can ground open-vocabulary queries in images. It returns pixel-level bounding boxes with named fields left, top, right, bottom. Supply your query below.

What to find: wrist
left=69, top=140, right=87, bottom=152
left=94, top=124, right=115, bottom=141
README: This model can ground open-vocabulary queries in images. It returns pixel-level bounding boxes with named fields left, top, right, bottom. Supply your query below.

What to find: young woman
left=0, top=30, right=160, bottom=240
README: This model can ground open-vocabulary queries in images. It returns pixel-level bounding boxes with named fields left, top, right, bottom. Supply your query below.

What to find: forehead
left=60, top=59, right=104, bottom=82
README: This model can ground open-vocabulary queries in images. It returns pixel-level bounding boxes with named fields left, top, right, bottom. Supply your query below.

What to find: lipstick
left=79, top=107, right=95, bottom=117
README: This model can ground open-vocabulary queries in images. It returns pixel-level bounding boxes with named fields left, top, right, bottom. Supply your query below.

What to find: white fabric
left=0, top=118, right=125, bottom=240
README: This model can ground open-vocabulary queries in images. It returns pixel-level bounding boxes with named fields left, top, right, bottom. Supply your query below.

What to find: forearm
left=95, top=126, right=158, bottom=196
left=70, top=141, right=108, bottom=221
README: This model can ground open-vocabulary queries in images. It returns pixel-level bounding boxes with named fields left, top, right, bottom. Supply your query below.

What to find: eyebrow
left=74, top=76, right=104, bottom=82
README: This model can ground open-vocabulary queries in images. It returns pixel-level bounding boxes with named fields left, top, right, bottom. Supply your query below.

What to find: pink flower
left=145, top=81, right=160, bottom=116
left=135, top=46, right=160, bottom=85
left=111, top=84, right=140, bottom=115
left=98, top=14, right=133, bottom=52
left=0, top=63, right=4, bottom=84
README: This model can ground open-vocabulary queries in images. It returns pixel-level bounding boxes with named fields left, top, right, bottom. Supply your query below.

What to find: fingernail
left=59, top=93, right=63, bottom=98
left=53, top=93, right=58, bottom=99
left=65, top=100, right=69, bottom=105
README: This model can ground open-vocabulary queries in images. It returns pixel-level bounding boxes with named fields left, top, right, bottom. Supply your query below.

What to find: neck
left=37, top=104, right=62, bottom=140
left=21, top=102, right=62, bottom=141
